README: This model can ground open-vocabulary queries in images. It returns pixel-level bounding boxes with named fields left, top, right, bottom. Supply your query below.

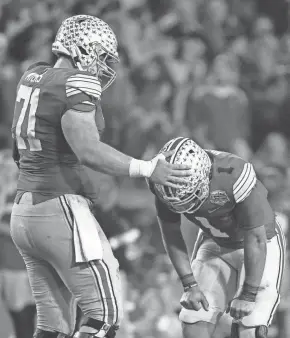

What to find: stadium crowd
left=0, top=0, right=290, bottom=337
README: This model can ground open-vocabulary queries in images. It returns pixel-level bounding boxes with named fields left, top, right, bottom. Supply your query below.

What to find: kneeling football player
left=149, top=137, right=286, bottom=338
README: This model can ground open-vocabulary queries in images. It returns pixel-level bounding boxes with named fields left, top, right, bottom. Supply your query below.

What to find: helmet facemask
left=71, top=42, right=118, bottom=91
left=159, top=178, right=210, bottom=214
left=95, top=45, right=118, bottom=91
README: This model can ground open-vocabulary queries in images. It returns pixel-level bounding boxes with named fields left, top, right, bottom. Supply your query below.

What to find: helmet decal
left=154, top=137, right=212, bottom=213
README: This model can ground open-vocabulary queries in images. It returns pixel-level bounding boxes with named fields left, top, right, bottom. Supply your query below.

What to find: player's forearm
left=62, top=109, right=156, bottom=178
left=81, top=141, right=132, bottom=176
left=243, top=227, right=267, bottom=288
left=158, top=218, right=195, bottom=282
left=81, top=141, right=159, bottom=178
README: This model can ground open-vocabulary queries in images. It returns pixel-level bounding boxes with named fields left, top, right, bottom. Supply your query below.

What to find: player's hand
left=180, top=285, right=209, bottom=311
left=149, top=150, right=192, bottom=188
left=226, top=298, right=255, bottom=320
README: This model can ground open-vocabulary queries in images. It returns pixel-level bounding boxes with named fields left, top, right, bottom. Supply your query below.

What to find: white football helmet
left=52, top=15, right=119, bottom=91
left=154, top=137, right=212, bottom=213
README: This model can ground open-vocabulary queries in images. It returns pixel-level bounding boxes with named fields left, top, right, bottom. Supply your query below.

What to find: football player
left=149, top=137, right=286, bottom=338
left=10, top=15, right=191, bottom=338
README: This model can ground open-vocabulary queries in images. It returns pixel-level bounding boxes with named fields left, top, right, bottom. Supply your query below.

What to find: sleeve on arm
left=65, top=73, right=102, bottom=111
left=233, top=163, right=257, bottom=203
left=234, top=180, right=275, bottom=230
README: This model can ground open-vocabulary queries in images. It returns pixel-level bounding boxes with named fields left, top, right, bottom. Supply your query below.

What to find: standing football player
left=149, top=137, right=286, bottom=338
left=10, top=15, right=191, bottom=338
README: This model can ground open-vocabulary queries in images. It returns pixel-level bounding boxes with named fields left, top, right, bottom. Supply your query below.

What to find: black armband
left=181, top=273, right=198, bottom=290
left=238, top=281, right=259, bottom=302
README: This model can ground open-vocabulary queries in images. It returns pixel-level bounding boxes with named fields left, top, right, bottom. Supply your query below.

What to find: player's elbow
left=252, top=234, right=267, bottom=252
left=245, top=225, right=267, bottom=247
left=76, top=150, right=91, bottom=166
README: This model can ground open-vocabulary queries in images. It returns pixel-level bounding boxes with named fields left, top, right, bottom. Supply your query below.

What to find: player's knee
left=33, top=328, right=71, bottom=338
left=182, top=321, right=215, bottom=338
left=231, top=323, right=268, bottom=338
left=82, top=306, right=122, bottom=330
left=73, top=317, right=118, bottom=338
left=255, top=326, right=268, bottom=338
left=179, top=307, right=221, bottom=324
left=81, top=293, right=122, bottom=328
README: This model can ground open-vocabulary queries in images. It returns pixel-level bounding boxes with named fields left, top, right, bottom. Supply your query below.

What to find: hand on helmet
left=149, top=150, right=192, bottom=188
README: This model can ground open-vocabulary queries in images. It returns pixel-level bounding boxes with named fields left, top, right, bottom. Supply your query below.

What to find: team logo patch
left=210, top=190, right=230, bottom=206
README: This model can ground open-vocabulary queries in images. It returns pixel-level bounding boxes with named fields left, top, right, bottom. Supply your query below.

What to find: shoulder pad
left=66, top=72, right=101, bottom=102
left=233, top=161, right=256, bottom=203
left=210, top=151, right=257, bottom=203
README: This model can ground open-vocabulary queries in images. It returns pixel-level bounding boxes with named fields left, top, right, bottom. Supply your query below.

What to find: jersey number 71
left=13, top=84, right=42, bottom=151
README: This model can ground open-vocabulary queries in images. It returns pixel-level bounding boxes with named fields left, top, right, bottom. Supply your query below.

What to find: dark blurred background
left=0, top=0, right=290, bottom=337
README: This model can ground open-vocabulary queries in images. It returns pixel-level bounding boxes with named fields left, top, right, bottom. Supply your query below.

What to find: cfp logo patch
left=210, top=190, right=230, bottom=206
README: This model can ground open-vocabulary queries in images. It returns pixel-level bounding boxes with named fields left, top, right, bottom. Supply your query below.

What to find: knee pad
left=33, top=329, right=71, bottom=338
left=73, top=318, right=118, bottom=338
left=231, top=323, right=268, bottom=338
